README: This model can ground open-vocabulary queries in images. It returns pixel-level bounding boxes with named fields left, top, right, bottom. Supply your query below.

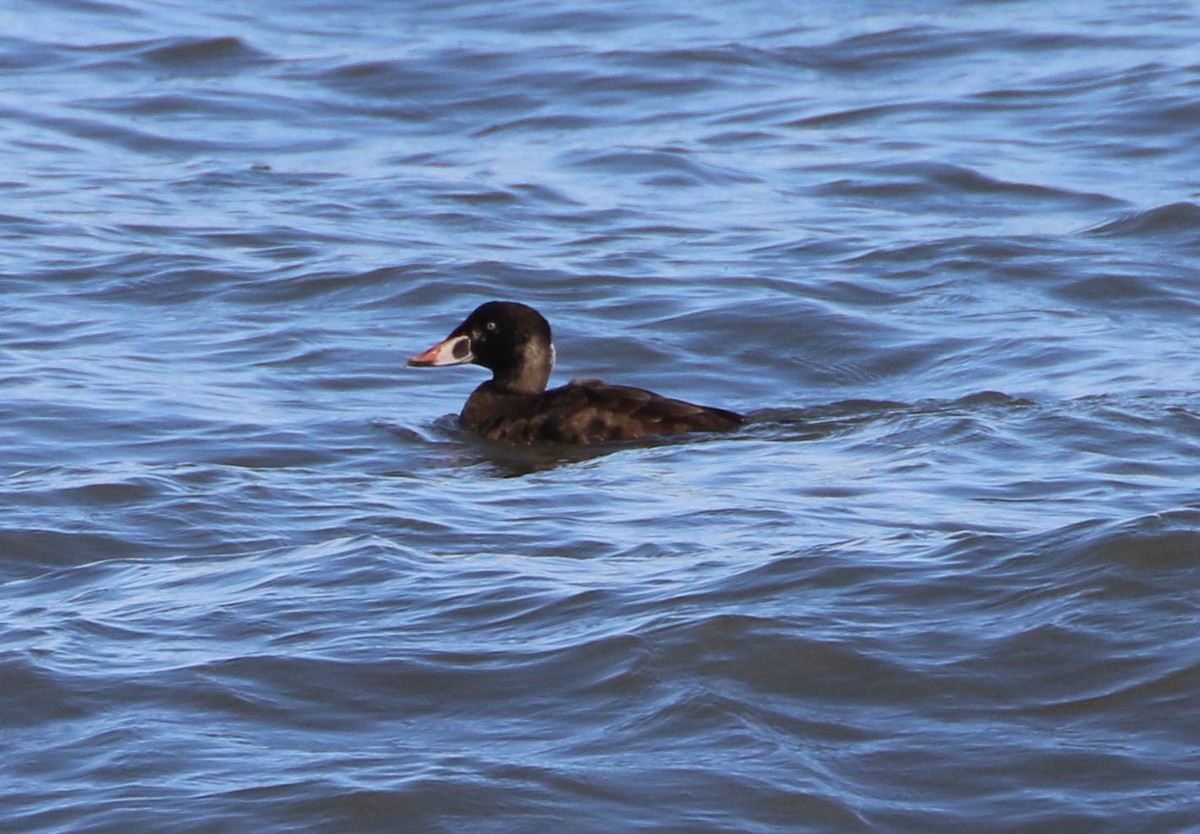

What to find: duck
left=407, top=301, right=743, bottom=445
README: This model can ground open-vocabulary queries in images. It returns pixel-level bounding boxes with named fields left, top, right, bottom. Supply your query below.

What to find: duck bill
left=407, top=334, right=473, bottom=367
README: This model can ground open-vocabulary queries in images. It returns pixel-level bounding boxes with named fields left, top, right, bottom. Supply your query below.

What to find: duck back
left=463, top=379, right=743, bottom=445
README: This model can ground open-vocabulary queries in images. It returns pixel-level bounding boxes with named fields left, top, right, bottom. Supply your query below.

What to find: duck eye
left=485, top=321, right=497, bottom=332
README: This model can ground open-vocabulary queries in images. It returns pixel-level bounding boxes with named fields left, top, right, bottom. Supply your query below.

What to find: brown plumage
left=407, top=301, right=743, bottom=445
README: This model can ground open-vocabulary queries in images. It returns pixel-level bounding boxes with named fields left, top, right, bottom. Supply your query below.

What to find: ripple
left=814, top=161, right=1120, bottom=212
left=561, top=147, right=762, bottom=186
left=134, top=35, right=271, bottom=70
left=1086, top=201, right=1200, bottom=248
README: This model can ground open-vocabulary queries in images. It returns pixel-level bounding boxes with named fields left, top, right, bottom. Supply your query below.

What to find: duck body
left=461, top=377, right=743, bottom=445
left=408, top=301, right=743, bottom=446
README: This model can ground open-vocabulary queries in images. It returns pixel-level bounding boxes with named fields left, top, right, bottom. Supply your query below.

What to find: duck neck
left=493, top=341, right=553, bottom=394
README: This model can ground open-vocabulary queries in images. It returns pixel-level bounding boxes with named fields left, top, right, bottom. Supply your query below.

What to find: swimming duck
left=407, top=301, right=743, bottom=445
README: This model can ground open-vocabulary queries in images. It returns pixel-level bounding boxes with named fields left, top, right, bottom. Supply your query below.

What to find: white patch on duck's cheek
left=549, top=342, right=556, bottom=371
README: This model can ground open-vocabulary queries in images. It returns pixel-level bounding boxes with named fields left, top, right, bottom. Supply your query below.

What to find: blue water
left=2, top=1, right=1199, bottom=831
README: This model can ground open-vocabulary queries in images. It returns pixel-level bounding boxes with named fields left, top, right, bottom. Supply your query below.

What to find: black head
left=408, top=301, right=555, bottom=393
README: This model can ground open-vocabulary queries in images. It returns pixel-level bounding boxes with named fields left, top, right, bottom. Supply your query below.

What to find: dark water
left=2, top=0, right=1200, bottom=831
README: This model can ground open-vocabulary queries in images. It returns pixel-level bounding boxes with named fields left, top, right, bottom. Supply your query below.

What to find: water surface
left=1, top=1, right=1199, bottom=832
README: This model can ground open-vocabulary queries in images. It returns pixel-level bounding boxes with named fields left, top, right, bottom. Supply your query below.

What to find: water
left=2, top=0, right=1199, bottom=831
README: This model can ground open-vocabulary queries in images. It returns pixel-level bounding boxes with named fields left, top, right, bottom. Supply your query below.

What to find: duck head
left=407, top=300, right=555, bottom=394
